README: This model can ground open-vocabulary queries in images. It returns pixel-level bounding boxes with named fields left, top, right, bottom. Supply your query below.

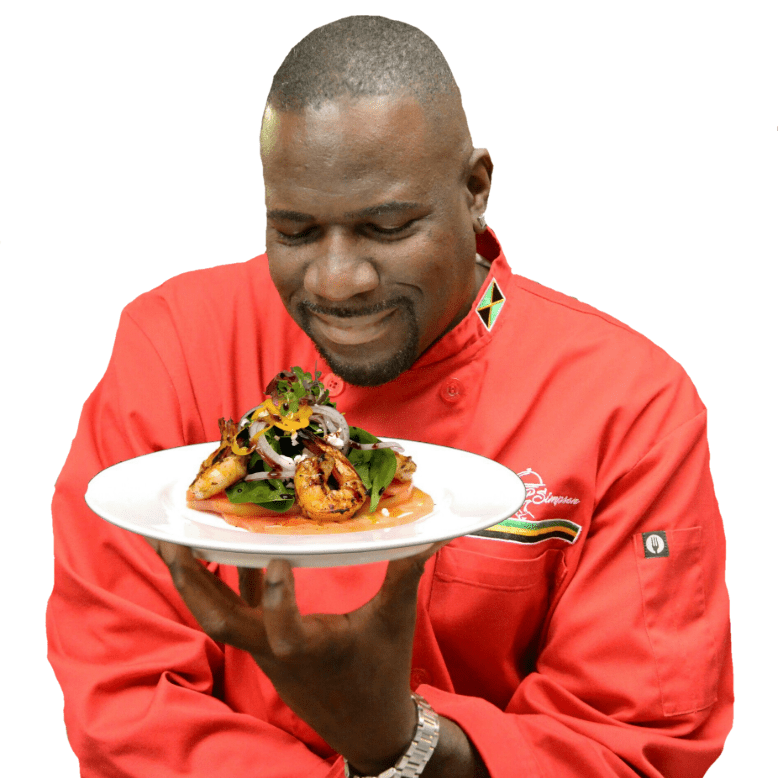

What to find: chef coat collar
left=412, top=228, right=509, bottom=370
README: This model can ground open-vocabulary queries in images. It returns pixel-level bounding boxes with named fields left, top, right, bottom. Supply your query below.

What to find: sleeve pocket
left=633, top=526, right=718, bottom=716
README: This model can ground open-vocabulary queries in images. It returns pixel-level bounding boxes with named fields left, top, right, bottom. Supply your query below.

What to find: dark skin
left=151, top=542, right=487, bottom=777
left=261, top=94, right=492, bottom=386
left=153, top=92, right=492, bottom=777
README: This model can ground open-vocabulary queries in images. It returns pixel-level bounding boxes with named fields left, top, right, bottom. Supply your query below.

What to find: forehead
left=261, top=96, right=456, bottom=206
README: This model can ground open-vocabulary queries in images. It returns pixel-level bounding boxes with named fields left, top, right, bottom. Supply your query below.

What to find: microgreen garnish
left=268, top=367, right=330, bottom=414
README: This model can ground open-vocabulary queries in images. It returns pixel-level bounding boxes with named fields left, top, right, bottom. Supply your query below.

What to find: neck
left=474, top=253, right=490, bottom=294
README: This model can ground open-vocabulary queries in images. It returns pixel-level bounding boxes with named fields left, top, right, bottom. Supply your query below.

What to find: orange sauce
left=187, top=483, right=434, bottom=535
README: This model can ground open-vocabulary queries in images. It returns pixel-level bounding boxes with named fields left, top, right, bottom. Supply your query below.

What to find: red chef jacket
left=47, top=229, right=732, bottom=777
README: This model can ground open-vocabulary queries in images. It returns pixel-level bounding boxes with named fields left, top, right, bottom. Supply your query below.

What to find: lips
left=309, top=308, right=397, bottom=346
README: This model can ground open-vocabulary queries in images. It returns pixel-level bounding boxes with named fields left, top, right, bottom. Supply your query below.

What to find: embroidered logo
left=471, top=468, right=582, bottom=545
left=476, top=279, right=505, bottom=331
left=642, top=531, right=669, bottom=558
left=515, top=468, right=581, bottom=520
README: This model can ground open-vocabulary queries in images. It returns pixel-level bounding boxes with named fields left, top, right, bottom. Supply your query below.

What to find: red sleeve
left=46, top=309, right=345, bottom=777
left=419, top=408, right=732, bottom=778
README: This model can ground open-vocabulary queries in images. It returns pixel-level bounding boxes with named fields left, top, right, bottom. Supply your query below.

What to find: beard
left=297, top=297, right=420, bottom=387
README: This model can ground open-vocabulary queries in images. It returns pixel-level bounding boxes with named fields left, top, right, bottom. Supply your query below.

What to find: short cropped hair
left=268, top=15, right=460, bottom=111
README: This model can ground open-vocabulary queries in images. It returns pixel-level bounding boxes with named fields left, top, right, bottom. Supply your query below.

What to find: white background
left=1, top=1, right=775, bottom=774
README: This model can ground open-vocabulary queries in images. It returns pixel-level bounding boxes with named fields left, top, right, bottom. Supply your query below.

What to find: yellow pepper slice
left=231, top=439, right=252, bottom=456
left=250, top=398, right=313, bottom=432
left=273, top=402, right=313, bottom=431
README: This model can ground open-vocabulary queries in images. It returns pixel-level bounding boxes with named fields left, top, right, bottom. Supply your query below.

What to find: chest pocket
left=428, top=540, right=566, bottom=708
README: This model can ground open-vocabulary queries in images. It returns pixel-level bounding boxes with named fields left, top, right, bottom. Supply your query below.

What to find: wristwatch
left=343, top=693, right=440, bottom=778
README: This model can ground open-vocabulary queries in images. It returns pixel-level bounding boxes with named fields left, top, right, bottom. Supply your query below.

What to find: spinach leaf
left=348, top=426, right=397, bottom=512
left=225, top=477, right=295, bottom=512
left=226, top=450, right=294, bottom=512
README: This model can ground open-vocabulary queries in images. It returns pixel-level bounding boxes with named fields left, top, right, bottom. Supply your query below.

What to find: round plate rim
left=85, top=438, right=526, bottom=560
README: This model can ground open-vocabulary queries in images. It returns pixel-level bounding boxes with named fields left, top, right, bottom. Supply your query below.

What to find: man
left=47, top=16, right=732, bottom=778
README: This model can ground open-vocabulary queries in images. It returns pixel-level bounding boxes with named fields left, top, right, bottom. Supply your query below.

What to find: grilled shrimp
left=393, top=451, right=417, bottom=482
left=190, top=418, right=249, bottom=499
left=294, top=439, right=367, bottom=521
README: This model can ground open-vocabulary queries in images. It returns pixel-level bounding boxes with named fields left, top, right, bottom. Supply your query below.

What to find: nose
left=303, top=231, right=380, bottom=302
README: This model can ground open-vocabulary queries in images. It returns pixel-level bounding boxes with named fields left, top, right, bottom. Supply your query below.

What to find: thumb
left=261, top=559, right=308, bottom=658
left=377, top=541, right=447, bottom=622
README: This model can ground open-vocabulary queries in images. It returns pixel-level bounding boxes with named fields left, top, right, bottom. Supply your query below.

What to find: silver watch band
left=343, top=693, right=440, bottom=778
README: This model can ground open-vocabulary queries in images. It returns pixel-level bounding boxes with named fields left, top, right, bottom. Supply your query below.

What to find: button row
left=321, top=373, right=466, bottom=404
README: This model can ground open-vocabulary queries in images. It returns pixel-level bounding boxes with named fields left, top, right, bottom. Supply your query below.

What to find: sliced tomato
left=187, top=478, right=415, bottom=522
left=372, top=479, right=414, bottom=510
left=186, top=490, right=302, bottom=518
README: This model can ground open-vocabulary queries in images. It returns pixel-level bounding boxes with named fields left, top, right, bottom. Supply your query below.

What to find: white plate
left=86, top=439, right=526, bottom=568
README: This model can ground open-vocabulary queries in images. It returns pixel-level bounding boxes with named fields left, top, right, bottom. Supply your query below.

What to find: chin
left=299, top=298, right=421, bottom=387
left=316, top=339, right=418, bottom=387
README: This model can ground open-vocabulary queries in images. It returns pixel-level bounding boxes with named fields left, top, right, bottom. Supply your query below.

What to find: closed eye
left=366, top=220, right=416, bottom=236
left=271, top=218, right=418, bottom=244
left=273, top=226, right=318, bottom=244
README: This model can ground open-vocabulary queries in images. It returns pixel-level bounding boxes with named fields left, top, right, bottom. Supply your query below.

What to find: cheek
left=417, top=232, right=475, bottom=308
left=267, top=253, right=302, bottom=302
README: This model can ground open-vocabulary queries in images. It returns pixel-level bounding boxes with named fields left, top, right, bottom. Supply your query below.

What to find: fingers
left=143, top=535, right=161, bottom=554
left=405, top=539, right=449, bottom=565
left=238, top=566, right=264, bottom=608
left=377, top=541, right=448, bottom=623
left=153, top=540, right=266, bottom=653
left=383, top=540, right=446, bottom=587
left=261, top=559, right=308, bottom=658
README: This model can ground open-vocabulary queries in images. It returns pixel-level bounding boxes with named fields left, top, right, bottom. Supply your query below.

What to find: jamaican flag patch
left=472, top=517, right=581, bottom=544
left=476, top=279, right=505, bottom=331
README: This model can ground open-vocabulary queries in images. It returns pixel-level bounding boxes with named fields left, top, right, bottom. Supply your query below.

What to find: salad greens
left=270, top=366, right=330, bottom=414
left=224, top=368, right=398, bottom=514
left=346, top=426, right=397, bottom=512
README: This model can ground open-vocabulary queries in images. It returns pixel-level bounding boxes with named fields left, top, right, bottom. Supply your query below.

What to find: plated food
left=187, top=368, right=432, bottom=534
left=86, top=436, right=526, bottom=566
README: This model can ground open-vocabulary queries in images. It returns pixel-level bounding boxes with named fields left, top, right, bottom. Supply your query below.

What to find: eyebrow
left=267, top=201, right=423, bottom=223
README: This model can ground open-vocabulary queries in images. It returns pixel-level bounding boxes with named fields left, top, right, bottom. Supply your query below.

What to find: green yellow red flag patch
left=476, top=279, right=505, bottom=331
left=472, top=517, right=581, bottom=544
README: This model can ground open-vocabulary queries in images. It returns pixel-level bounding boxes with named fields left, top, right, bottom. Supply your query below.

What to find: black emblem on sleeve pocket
left=643, top=531, right=669, bottom=558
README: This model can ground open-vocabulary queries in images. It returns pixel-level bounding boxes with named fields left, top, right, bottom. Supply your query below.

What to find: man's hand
left=150, top=538, right=445, bottom=775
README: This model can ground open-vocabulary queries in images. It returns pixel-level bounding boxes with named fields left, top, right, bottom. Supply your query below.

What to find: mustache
left=299, top=297, right=413, bottom=319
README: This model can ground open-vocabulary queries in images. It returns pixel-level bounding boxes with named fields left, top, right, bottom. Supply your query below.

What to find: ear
left=466, top=148, right=493, bottom=233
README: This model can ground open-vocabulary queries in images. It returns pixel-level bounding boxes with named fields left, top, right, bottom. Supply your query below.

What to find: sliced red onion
left=348, top=439, right=405, bottom=453
left=240, top=405, right=262, bottom=427
left=249, top=419, right=269, bottom=439
left=245, top=468, right=295, bottom=481
left=310, top=405, right=350, bottom=453
left=256, top=430, right=296, bottom=470
left=244, top=448, right=314, bottom=482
